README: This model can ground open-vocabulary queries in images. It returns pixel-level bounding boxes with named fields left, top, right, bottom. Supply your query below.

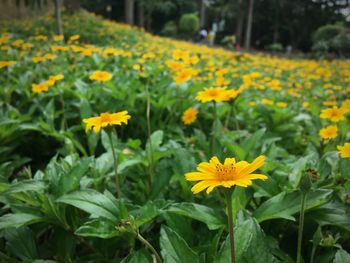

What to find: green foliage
left=178, top=13, right=199, bottom=35
left=0, top=10, right=349, bottom=263
left=160, top=21, right=177, bottom=37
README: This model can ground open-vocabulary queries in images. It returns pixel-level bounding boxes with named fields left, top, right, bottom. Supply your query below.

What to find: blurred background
left=1, top=0, right=349, bottom=55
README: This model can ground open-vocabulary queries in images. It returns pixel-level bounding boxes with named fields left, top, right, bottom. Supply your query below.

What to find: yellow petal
left=237, top=155, right=265, bottom=177
left=197, top=162, right=216, bottom=175
left=224, top=158, right=236, bottom=166
left=244, top=173, right=268, bottom=180
left=191, top=180, right=218, bottom=194
left=185, top=172, right=216, bottom=181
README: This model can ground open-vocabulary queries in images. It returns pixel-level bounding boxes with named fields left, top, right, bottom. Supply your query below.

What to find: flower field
left=1, top=11, right=350, bottom=263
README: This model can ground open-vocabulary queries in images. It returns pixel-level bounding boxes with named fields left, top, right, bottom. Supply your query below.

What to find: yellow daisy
left=89, top=70, right=113, bottom=82
left=185, top=155, right=267, bottom=194
left=337, top=143, right=350, bottom=158
left=83, top=111, right=131, bottom=133
left=182, top=107, right=198, bottom=125
left=319, top=125, right=338, bottom=139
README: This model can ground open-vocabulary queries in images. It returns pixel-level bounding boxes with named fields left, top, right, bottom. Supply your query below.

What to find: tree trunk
left=125, top=0, right=135, bottom=25
left=235, top=0, right=244, bottom=45
left=63, top=0, right=80, bottom=12
left=137, top=0, right=144, bottom=27
left=199, top=0, right=206, bottom=28
left=244, top=0, right=254, bottom=49
left=54, top=0, right=63, bottom=36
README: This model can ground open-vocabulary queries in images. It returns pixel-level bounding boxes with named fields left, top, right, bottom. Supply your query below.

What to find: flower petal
left=185, top=172, right=216, bottom=181
left=237, top=155, right=265, bottom=177
left=191, top=180, right=218, bottom=194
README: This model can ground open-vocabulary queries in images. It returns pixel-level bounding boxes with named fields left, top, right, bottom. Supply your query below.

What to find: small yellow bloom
left=249, top=101, right=256, bottom=107
left=320, top=107, right=345, bottom=122
left=185, top=155, right=267, bottom=194
left=89, top=70, right=113, bottom=82
left=83, top=111, right=131, bottom=133
left=341, top=99, right=350, bottom=113
left=53, top=35, right=64, bottom=41
left=261, top=99, right=274, bottom=105
left=337, top=143, right=350, bottom=158
left=32, top=82, right=49, bottom=93
left=196, top=87, right=229, bottom=103
left=319, top=125, right=338, bottom=139
left=303, top=102, right=310, bottom=108
left=174, top=68, right=194, bottom=85
left=0, top=61, right=16, bottom=69
left=276, top=102, right=287, bottom=108
left=182, top=107, right=198, bottom=125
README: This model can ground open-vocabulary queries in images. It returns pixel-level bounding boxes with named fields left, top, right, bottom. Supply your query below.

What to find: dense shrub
left=160, top=20, right=177, bottom=37
left=178, top=13, right=199, bottom=35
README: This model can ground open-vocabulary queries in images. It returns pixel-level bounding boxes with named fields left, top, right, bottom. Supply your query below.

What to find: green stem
left=108, top=130, right=122, bottom=198
left=211, top=101, right=217, bottom=155
left=310, top=244, right=317, bottom=263
left=145, top=82, right=155, bottom=186
left=225, top=189, right=236, bottom=263
left=224, top=100, right=234, bottom=130
left=296, top=192, right=307, bottom=263
left=137, top=232, right=163, bottom=263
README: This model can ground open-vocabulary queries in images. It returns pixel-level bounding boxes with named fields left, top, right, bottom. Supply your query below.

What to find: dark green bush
left=160, top=21, right=177, bottom=37
left=178, top=13, right=199, bottom=35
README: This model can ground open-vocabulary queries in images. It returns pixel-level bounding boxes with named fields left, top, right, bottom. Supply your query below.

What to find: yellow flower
left=196, top=87, right=229, bottom=103
left=69, top=35, right=80, bottom=41
left=341, top=99, right=350, bottom=113
left=261, top=99, right=274, bottom=105
left=185, top=155, right=267, bottom=194
left=53, top=35, right=64, bottom=41
left=0, top=61, right=16, bottom=68
left=303, top=102, right=310, bottom=108
left=276, top=102, right=287, bottom=108
left=174, top=68, right=194, bottom=85
left=83, top=111, right=131, bottom=133
left=49, top=74, right=64, bottom=81
left=320, top=107, right=345, bottom=122
left=319, top=125, right=338, bottom=139
left=337, top=143, right=350, bottom=158
left=89, top=70, right=113, bottom=82
left=182, top=107, right=198, bottom=125
left=32, top=82, right=49, bottom=93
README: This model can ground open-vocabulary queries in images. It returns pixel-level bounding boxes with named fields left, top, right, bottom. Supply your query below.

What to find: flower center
left=100, top=113, right=111, bottom=123
left=215, top=163, right=236, bottom=181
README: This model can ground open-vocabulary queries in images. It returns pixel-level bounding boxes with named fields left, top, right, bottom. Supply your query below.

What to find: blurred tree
left=125, top=0, right=135, bottom=25
left=54, top=0, right=63, bottom=35
left=244, top=0, right=254, bottom=49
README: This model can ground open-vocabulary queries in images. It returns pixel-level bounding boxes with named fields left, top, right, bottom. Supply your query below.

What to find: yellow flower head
left=319, top=125, right=338, bottom=139
left=196, top=87, right=229, bottom=103
left=320, top=106, right=345, bottom=122
left=261, top=99, right=274, bottom=105
left=174, top=68, right=194, bottom=85
left=337, top=143, right=350, bottom=158
left=32, top=82, right=49, bottom=93
left=341, top=99, right=350, bottom=113
left=182, top=107, right=198, bottom=125
left=185, top=155, right=267, bottom=194
left=83, top=111, right=131, bottom=133
left=89, top=70, right=113, bottom=82
left=0, top=61, right=16, bottom=69
left=53, top=35, right=64, bottom=41
left=276, top=102, right=287, bottom=108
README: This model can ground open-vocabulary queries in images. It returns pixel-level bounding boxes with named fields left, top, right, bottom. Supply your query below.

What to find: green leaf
left=121, top=249, right=152, bottom=263
left=215, top=217, right=277, bottom=263
left=57, top=189, right=120, bottom=222
left=146, top=130, right=163, bottom=152
left=57, top=157, right=92, bottom=196
left=0, top=213, right=44, bottom=229
left=307, top=202, right=350, bottom=231
left=160, top=225, right=200, bottom=263
left=333, top=249, right=350, bottom=263
left=3, top=180, right=46, bottom=194
left=166, top=202, right=225, bottom=230
left=75, top=218, right=121, bottom=239
left=4, top=227, right=38, bottom=261
left=242, top=128, right=266, bottom=159
left=254, top=189, right=332, bottom=222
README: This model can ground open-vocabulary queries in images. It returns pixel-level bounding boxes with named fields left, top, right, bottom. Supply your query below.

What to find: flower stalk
left=225, top=189, right=236, bottom=263
left=211, top=101, right=217, bottom=155
left=137, top=232, right=163, bottom=263
left=107, top=130, right=122, bottom=198
left=296, top=192, right=307, bottom=263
